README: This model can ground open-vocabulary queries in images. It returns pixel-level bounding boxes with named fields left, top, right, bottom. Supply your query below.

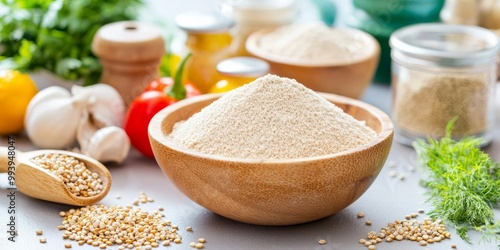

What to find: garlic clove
left=76, top=109, right=97, bottom=152
left=83, top=126, right=130, bottom=164
left=71, top=83, right=125, bottom=128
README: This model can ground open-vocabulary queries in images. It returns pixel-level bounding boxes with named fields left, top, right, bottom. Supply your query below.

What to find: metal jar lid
left=390, top=23, right=500, bottom=67
left=216, top=57, right=269, bottom=77
left=175, top=11, right=234, bottom=34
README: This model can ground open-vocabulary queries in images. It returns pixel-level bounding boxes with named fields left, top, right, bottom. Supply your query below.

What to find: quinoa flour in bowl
left=149, top=74, right=393, bottom=225
left=168, top=74, right=377, bottom=160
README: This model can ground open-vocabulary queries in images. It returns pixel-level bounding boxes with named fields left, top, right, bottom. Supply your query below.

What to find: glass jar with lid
left=175, top=11, right=234, bottom=93
left=209, top=56, right=269, bottom=93
left=390, top=23, right=500, bottom=146
left=218, top=0, right=297, bottom=56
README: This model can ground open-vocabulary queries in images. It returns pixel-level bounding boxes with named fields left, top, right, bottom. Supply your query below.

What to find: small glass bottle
left=175, top=11, right=234, bottom=93
left=390, top=23, right=499, bottom=146
left=210, top=56, right=269, bottom=93
left=218, top=0, right=297, bottom=56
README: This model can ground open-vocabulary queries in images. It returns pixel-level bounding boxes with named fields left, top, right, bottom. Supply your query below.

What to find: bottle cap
left=175, top=11, right=234, bottom=34
left=216, top=57, right=269, bottom=77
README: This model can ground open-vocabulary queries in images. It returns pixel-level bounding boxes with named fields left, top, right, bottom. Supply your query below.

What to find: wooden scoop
left=0, top=147, right=111, bottom=206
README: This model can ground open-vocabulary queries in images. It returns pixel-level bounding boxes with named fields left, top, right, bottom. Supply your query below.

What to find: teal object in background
left=311, top=0, right=337, bottom=26
left=353, top=0, right=444, bottom=23
left=346, top=0, right=445, bottom=84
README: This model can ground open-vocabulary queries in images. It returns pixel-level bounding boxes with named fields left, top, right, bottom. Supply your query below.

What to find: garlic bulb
left=25, top=86, right=86, bottom=148
left=71, top=84, right=125, bottom=127
left=26, top=83, right=129, bottom=163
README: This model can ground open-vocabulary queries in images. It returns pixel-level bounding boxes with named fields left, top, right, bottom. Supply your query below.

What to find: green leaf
left=18, top=39, right=34, bottom=59
left=413, top=119, right=500, bottom=244
left=0, top=0, right=143, bottom=84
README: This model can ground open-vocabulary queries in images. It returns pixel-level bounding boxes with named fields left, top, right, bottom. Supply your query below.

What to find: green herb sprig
left=0, top=0, right=142, bottom=85
left=413, top=118, right=500, bottom=244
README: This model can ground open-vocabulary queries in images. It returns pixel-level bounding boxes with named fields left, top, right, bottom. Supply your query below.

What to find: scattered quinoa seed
left=163, top=240, right=171, bottom=246
left=39, top=237, right=47, bottom=243
left=64, top=243, right=72, bottom=248
left=368, top=245, right=376, bottom=250
left=360, top=213, right=451, bottom=248
left=190, top=242, right=196, bottom=247
left=388, top=161, right=396, bottom=167
left=186, top=226, right=193, bottom=232
left=36, top=230, right=43, bottom=235
left=58, top=203, right=182, bottom=249
left=365, top=220, right=372, bottom=226
left=59, top=211, right=66, bottom=217
left=319, top=239, right=327, bottom=245
left=418, top=209, right=425, bottom=213
left=198, top=238, right=206, bottom=243
left=451, top=243, right=457, bottom=248
left=116, top=194, right=121, bottom=199
left=195, top=243, right=204, bottom=249
left=388, top=170, right=397, bottom=178
left=357, top=212, right=365, bottom=218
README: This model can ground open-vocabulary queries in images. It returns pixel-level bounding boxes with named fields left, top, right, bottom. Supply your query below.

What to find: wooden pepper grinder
left=92, top=21, right=165, bottom=106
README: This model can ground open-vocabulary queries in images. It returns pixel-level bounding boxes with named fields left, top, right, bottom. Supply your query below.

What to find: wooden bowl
left=246, top=28, right=380, bottom=99
left=149, top=93, right=393, bottom=225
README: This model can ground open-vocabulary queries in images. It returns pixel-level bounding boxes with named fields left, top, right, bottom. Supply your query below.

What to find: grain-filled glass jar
left=217, top=0, right=297, bottom=56
left=390, top=24, right=500, bottom=146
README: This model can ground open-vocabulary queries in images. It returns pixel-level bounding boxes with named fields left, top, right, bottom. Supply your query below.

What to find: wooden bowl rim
left=149, top=92, right=393, bottom=164
left=245, top=27, right=381, bottom=67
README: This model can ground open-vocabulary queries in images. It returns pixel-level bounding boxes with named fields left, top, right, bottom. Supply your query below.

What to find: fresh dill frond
left=413, top=118, right=500, bottom=244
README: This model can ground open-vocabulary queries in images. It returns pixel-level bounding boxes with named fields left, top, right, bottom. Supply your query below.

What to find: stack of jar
left=175, top=10, right=271, bottom=93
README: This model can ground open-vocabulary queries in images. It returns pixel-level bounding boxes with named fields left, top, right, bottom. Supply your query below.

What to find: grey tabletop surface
left=1, top=81, right=500, bottom=250
left=2, top=1, right=500, bottom=250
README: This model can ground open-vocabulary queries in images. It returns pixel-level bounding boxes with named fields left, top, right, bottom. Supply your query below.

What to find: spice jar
left=209, top=56, right=269, bottom=93
left=390, top=23, right=500, bottom=146
left=175, top=11, right=234, bottom=93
